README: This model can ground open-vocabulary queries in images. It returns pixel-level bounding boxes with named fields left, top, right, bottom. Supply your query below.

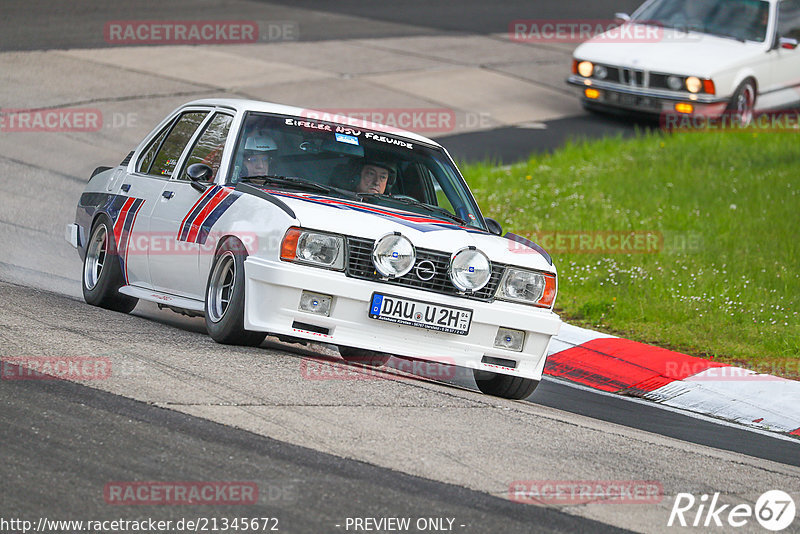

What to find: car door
left=148, top=111, right=235, bottom=299
left=107, top=111, right=202, bottom=289
left=763, top=0, right=800, bottom=109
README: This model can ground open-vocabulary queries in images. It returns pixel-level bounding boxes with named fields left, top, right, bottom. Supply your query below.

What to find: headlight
left=577, top=61, right=594, bottom=77
left=667, top=75, right=683, bottom=91
left=372, top=233, right=415, bottom=278
left=594, top=65, right=608, bottom=80
left=496, top=268, right=557, bottom=308
left=449, top=247, right=491, bottom=292
left=685, top=76, right=702, bottom=93
left=281, top=227, right=345, bottom=270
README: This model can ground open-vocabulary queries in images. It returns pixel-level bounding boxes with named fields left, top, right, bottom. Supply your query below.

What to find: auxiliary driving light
left=372, top=233, right=416, bottom=278
left=299, top=291, right=332, bottom=316
left=675, top=103, right=694, bottom=114
left=585, top=88, right=600, bottom=100
left=494, top=327, right=525, bottom=352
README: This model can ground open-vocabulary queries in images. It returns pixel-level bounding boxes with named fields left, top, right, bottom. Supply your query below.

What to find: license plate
left=368, top=293, right=472, bottom=336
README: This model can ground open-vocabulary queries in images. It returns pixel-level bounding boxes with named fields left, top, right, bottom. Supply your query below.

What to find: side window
left=180, top=113, right=234, bottom=181
left=147, top=111, right=208, bottom=177
left=137, top=123, right=171, bottom=174
left=779, top=0, right=800, bottom=40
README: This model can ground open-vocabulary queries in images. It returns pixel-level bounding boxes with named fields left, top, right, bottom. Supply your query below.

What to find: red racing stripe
left=791, top=428, right=800, bottom=436
left=178, top=185, right=218, bottom=239
left=186, top=189, right=229, bottom=243
left=113, top=197, right=135, bottom=245
left=545, top=338, right=727, bottom=395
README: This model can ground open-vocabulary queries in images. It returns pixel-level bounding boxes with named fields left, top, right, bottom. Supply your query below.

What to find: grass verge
left=461, top=130, right=799, bottom=378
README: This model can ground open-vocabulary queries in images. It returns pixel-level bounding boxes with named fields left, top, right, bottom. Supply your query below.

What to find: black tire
left=473, top=369, right=539, bottom=400
left=82, top=215, right=138, bottom=313
left=726, top=79, right=756, bottom=126
left=338, top=346, right=391, bottom=367
left=204, top=238, right=266, bottom=347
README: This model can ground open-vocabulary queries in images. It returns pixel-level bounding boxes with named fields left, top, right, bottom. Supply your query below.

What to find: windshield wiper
left=374, top=195, right=469, bottom=226
left=240, top=175, right=335, bottom=195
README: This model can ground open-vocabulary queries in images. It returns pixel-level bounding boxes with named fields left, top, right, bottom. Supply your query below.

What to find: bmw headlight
left=372, top=233, right=416, bottom=278
left=496, top=268, right=557, bottom=308
left=449, top=247, right=491, bottom=292
left=577, top=61, right=594, bottom=78
left=685, top=76, right=702, bottom=93
left=281, top=227, right=345, bottom=270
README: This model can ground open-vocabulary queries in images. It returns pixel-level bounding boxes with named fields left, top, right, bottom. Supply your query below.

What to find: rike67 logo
left=669, top=490, right=796, bottom=531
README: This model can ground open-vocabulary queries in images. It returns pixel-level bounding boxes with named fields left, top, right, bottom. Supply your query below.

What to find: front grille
left=346, top=236, right=504, bottom=302
left=621, top=67, right=645, bottom=87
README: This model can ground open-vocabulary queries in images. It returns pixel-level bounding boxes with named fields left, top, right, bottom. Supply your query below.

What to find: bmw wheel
left=205, top=238, right=266, bottom=347
left=727, top=79, right=756, bottom=126
left=82, top=215, right=138, bottom=313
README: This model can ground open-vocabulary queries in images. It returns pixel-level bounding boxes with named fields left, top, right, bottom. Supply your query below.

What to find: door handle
left=121, top=184, right=131, bottom=193
left=162, top=191, right=174, bottom=199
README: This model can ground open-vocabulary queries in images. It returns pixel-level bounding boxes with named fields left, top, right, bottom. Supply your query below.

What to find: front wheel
left=473, top=369, right=539, bottom=400
left=82, top=215, right=138, bottom=313
left=727, top=79, right=756, bottom=126
left=204, top=238, right=266, bottom=347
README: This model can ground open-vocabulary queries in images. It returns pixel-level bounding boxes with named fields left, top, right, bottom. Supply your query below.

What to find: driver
left=240, top=133, right=278, bottom=178
left=355, top=160, right=396, bottom=194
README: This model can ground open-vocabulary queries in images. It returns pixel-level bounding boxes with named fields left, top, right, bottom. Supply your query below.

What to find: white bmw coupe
left=568, top=0, right=800, bottom=124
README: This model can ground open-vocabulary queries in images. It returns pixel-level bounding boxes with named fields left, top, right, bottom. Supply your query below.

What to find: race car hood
left=270, top=190, right=555, bottom=273
left=574, top=25, right=766, bottom=79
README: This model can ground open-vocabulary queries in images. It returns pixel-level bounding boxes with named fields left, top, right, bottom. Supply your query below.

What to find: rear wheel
left=727, top=79, right=756, bottom=126
left=473, top=369, right=539, bottom=400
left=82, top=215, right=138, bottom=313
left=204, top=238, right=266, bottom=347
left=338, top=347, right=391, bottom=367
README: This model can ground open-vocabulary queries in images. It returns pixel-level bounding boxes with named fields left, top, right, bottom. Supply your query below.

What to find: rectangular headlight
left=281, top=227, right=345, bottom=270
left=496, top=268, right=557, bottom=308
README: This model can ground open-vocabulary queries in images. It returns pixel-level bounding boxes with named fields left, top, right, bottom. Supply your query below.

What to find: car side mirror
left=186, top=163, right=212, bottom=192
left=485, top=217, right=503, bottom=236
left=779, top=37, right=799, bottom=50
left=614, top=12, right=631, bottom=23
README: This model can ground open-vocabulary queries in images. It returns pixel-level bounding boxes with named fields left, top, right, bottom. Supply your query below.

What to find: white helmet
left=243, top=134, right=277, bottom=152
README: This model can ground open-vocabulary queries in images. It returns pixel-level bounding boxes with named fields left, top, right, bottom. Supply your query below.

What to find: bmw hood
left=575, top=25, right=766, bottom=78
left=270, top=190, right=555, bottom=273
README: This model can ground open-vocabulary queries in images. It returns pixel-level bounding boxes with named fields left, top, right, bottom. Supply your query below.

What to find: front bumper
left=244, top=256, right=562, bottom=381
left=567, top=75, right=728, bottom=116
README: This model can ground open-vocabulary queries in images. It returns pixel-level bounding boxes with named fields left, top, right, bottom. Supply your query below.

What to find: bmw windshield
left=228, top=112, right=486, bottom=231
left=633, top=0, right=770, bottom=42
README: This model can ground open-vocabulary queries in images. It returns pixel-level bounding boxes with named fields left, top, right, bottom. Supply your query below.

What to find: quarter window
left=146, top=111, right=208, bottom=177
left=181, top=113, right=234, bottom=181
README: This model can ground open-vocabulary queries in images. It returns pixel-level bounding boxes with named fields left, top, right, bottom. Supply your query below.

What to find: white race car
left=67, top=99, right=561, bottom=399
left=568, top=0, right=800, bottom=124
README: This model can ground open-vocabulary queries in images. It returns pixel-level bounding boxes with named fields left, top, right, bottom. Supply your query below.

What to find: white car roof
left=183, top=98, right=444, bottom=149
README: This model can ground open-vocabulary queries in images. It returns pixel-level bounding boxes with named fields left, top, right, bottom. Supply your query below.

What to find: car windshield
left=632, top=0, right=770, bottom=42
left=228, top=112, right=486, bottom=230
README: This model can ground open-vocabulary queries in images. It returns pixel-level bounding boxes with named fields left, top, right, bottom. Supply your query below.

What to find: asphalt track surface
left=1, top=1, right=799, bottom=533
left=2, top=372, right=627, bottom=534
